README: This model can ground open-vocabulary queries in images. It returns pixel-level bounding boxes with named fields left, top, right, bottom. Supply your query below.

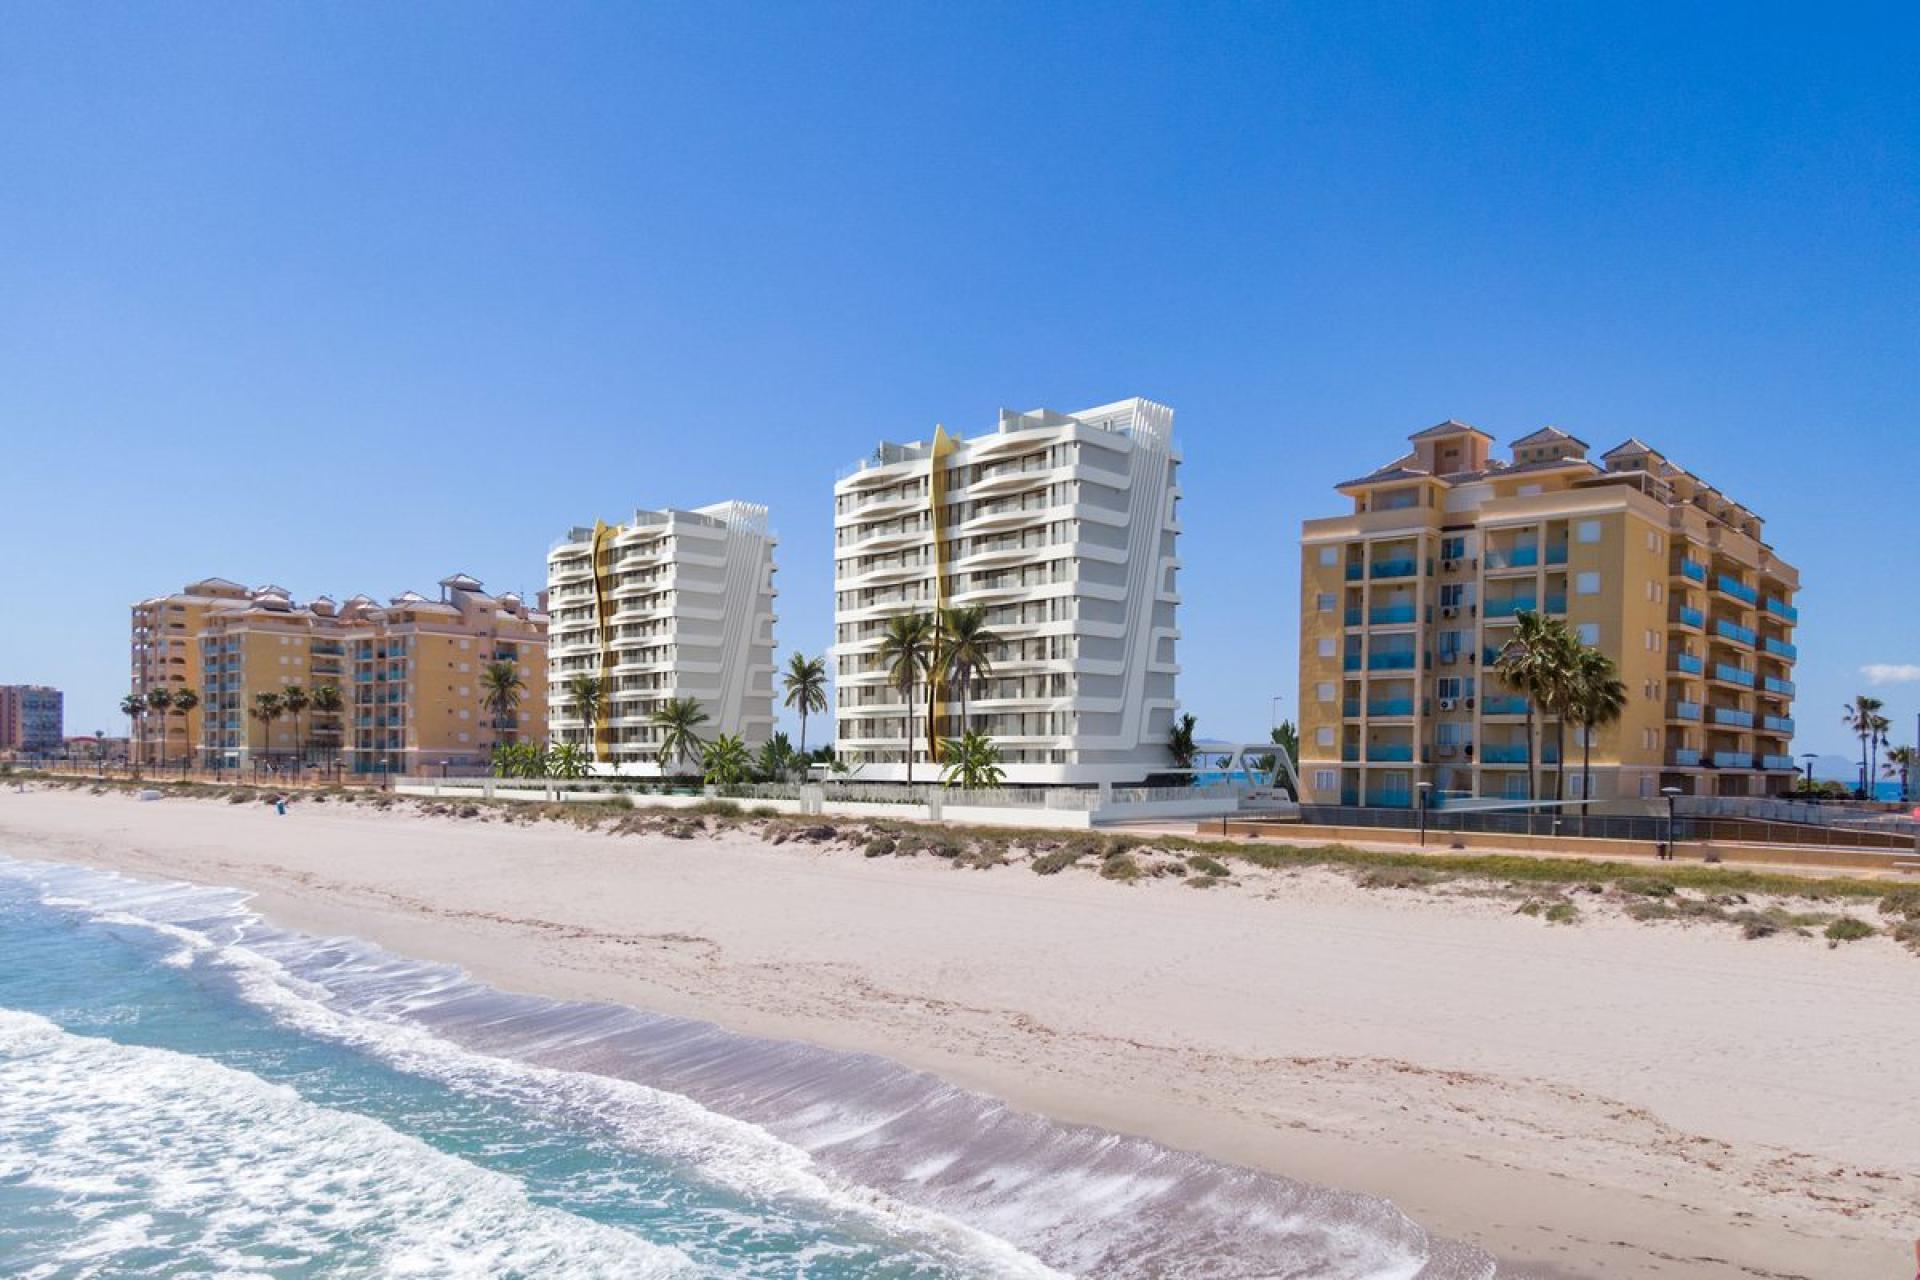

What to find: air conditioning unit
left=1464, top=696, right=1476, bottom=710
left=1442, top=559, right=1458, bottom=573
left=1441, top=605, right=1457, bottom=618
left=1438, top=697, right=1457, bottom=711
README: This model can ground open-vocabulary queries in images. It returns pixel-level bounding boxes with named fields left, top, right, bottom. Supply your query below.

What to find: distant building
left=1298, top=422, right=1801, bottom=807
left=546, top=502, right=777, bottom=773
left=0, top=685, right=64, bottom=752
left=832, top=398, right=1182, bottom=785
left=134, top=576, right=547, bottom=773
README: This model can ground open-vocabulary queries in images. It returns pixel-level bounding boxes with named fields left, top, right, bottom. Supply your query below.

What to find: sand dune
left=2, top=787, right=1914, bottom=1278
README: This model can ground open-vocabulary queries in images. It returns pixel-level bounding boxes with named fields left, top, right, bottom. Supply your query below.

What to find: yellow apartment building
left=1298, top=422, right=1800, bottom=808
left=135, top=575, right=547, bottom=774
left=131, top=577, right=252, bottom=766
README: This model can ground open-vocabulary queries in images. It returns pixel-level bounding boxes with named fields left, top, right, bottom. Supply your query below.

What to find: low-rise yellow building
left=134, top=575, right=547, bottom=774
left=1298, top=422, right=1799, bottom=808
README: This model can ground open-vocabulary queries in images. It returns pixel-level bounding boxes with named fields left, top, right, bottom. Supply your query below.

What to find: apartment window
left=1439, top=583, right=1466, bottom=607
left=458, top=732, right=471, bottom=744
left=1317, top=638, right=1336, bottom=658
left=459, top=662, right=470, bottom=673
left=1504, top=775, right=1529, bottom=799
left=458, top=709, right=470, bottom=720
left=1315, top=593, right=1336, bottom=613
left=1315, top=726, right=1335, bottom=747
left=1436, top=722, right=1464, bottom=746
left=458, top=686, right=470, bottom=697
left=1576, top=623, right=1599, bottom=645
left=1639, top=776, right=1656, bottom=799
left=1318, top=546, right=1339, bottom=567
left=1316, top=682, right=1335, bottom=702
left=1568, top=774, right=1587, bottom=799
left=1437, top=677, right=1463, bottom=699
left=1440, top=535, right=1467, bottom=559
left=1313, top=769, right=1338, bottom=792
left=1642, top=728, right=1659, bottom=751
left=1576, top=572, right=1600, bottom=595
left=1576, top=519, right=1601, bottom=544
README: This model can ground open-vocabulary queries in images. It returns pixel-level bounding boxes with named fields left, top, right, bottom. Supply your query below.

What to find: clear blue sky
left=2, top=3, right=1915, bottom=769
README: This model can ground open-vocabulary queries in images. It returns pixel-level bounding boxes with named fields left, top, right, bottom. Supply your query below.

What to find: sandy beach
left=2, top=786, right=1914, bottom=1278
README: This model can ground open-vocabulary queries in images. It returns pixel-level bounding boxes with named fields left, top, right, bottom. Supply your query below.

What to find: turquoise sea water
left=0, top=854, right=1496, bottom=1279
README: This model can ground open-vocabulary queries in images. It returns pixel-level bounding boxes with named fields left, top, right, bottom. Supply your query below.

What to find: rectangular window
left=1436, top=722, right=1463, bottom=746
left=1577, top=623, right=1600, bottom=645
left=1576, top=571, right=1600, bottom=595
left=1316, top=592, right=1336, bottom=612
left=1647, top=530, right=1662, bottom=552
left=1315, top=726, right=1335, bottom=747
left=1440, top=583, right=1465, bottom=607
left=1437, top=677, right=1462, bottom=699
left=1639, top=775, right=1656, bottom=799
left=1440, top=535, right=1467, bottom=559
left=1318, top=638, right=1336, bottom=658
left=1316, top=682, right=1335, bottom=702
left=1319, top=546, right=1339, bottom=566
left=1313, top=769, right=1338, bottom=792
left=1504, top=774, right=1530, bottom=799
left=1577, top=519, right=1601, bottom=543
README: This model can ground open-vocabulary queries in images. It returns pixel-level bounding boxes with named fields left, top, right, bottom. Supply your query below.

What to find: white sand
left=3, top=787, right=1915, bottom=1278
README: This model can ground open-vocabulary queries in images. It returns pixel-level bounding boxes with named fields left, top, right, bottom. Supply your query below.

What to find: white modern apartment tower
left=832, top=397, right=1181, bottom=785
left=547, top=501, right=777, bottom=773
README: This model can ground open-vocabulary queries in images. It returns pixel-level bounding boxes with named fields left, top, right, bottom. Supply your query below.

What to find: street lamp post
left=1416, top=780, right=1433, bottom=848
left=1800, top=752, right=1818, bottom=795
left=1661, top=785, right=1682, bottom=861
left=1270, top=695, right=1284, bottom=735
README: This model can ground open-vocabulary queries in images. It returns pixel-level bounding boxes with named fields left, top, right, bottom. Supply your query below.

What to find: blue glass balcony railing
left=1368, top=652, right=1417, bottom=670
left=1485, top=598, right=1537, bottom=618
left=1674, top=606, right=1705, bottom=628
left=1366, top=791, right=1414, bottom=809
left=1482, top=696, right=1530, bottom=715
left=1370, top=605, right=1417, bottom=625
left=1709, top=706, right=1754, bottom=728
left=1367, top=698, right=1415, bottom=717
left=1344, top=608, right=1362, bottom=626
left=1714, top=620, right=1756, bottom=646
left=1710, top=751, right=1754, bottom=769
left=1761, top=755, right=1796, bottom=771
left=1343, top=655, right=1362, bottom=671
left=1341, top=744, right=1359, bottom=761
left=1714, top=664, right=1756, bottom=687
left=1763, top=676, right=1795, bottom=696
left=1672, top=701, right=1702, bottom=720
left=1672, top=748, right=1701, bottom=766
left=1342, top=699, right=1360, bottom=717
left=1762, top=715, right=1795, bottom=734
left=1544, top=545, right=1568, bottom=565
left=1543, top=593, right=1568, bottom=614
left=1716, top=574, right=1759, bottom=605
left=1763, top=637, right=1797, bottom=659
left=1763, top=596, right=1798, bottom=623
left=1483, top=646, right=1505, bottom=665
left=1367, top=744, right=1415, bottom=762
left=1487, top=546, right=1538, bottom=569
left=1481, top=744, right=1560, bottom=764
left=1345, top=564, right=1364, bottom=581
left=1679, top=559, right=1707, bottom=583
left=1673, top=653, right=1704, bottom=675
left=1371, top=559, right=1417, bottom=579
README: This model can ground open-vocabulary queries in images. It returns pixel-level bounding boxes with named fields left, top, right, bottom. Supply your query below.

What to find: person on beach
left=274, top=795, right=287, bottom=816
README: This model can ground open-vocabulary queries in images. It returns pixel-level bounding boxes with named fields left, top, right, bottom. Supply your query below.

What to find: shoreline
left=3, top=786, right=1914, bottom=1278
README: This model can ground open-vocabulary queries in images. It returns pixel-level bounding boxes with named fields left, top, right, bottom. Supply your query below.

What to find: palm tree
left=144, top=687, right=173, bottom=766
left=249, top=691, right=284, bottom=766
left=1565, top=647, right=1628, bottom=830
left=309, top=684, right=344, bottom=769
left=780, top=652, right=830, bottom=756
left=170, top=688, right=199, bottom=769
left=875, top=612, right=935, bottom=785
left=92, top=729, right=107, bottom=764
left=701, top=733, right=752, bottom=786
left=281, top=684, right=309, bottom=769
left=651, top=696, right=710, bottom=776
left=481, top=661, right=526, bottom=747
left=1493, top=610, right=1577, bottom=803
left=1842, top=695, right=1885, bottom=799
left=565, top=673, right=606, bottom=761
left=548, top=741, right=589, bottom=780
left=756, top=731, right=795, bottom=782
left=1883, top=745, right=1917, bottom=803
left=940, top=730, right=1006, bottom=790
left=120, top=693, right=145, bottom=766
left=1167, top=712, right=1198, bottom=775
left=938, top=605, right=1002, bottom=735
left=1870, top=714, right=1891, bottom=800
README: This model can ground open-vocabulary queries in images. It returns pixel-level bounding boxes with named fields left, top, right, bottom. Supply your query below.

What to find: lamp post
left=1416, top=780, right=1433, bottom=848
left=1661, top=785, right=1682, bottom=861
left=1799, top=752, right=1818, bottom=795
left=1270, top=695, right=1284, bottom=735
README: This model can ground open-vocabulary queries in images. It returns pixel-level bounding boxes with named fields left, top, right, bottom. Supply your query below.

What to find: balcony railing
left=1368, top=652, right=1418, bottom=670
left=1715, top=574, right=1758, bottom=605
left=1671, top=701, right=1702, bottom=721
left=1713, top=664, right=1755, bottom=688
left=1763, top=676, right=1796, bottom=696
left=1482, top=646, right=1505, bottom=665
left=1543, top=593, right=1567, bottom=614
left=1671, top=748, right=1702, bottom=766
left=1482, top=696, right=1530, bottom=715
left=1344, top=608, right=1362, bottom=626
left=1345, top=564, right=1364, bottom=581
left=1342, top=699, right=1360, bottom=718
left=1486, top=547, right=1538, bottom=570
left=1763, top=637, right=1797, bottom=660
left=1544, top=545, right=1568, bottom=565
left=1714, top=620, right=1757, bottom=647
left=1710, top=751, right=1754, bottom=769
left=1761, top=754, right=1797, bottom=771
left=1481, top=744, right=1559, bottom=764
left=1370, top=604, right=1418, bottom=625
left=1762, top=715, right=1795, bottom=734
left=1673, top=653, right=1704, bottom=675
left=1673, top=606, right=1705, bottom=629
left=1367, top=698, right=1416, bottom=717
left=1367, top=744, right=1415, bottom=762
left=1709, top=706, right=1754, bottom=728
left=1763, top=596, right=1798, bottom=623
left=1678, top=559, right=1707, bottom=583
left=1371, top=558, right=1417, bottom=579
left=1484, top=598, right=1536, bottom=618
left=1343, top=655, right=1362, bottom=671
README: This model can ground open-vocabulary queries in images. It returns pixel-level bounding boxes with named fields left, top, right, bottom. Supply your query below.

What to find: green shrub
left=1824, top=917, right=1875, bottom=944
left=1617, top=878, right=1676, bottom=898
left=863, top=836, right=897, bottom=858
left=1358, top=865, right=1443, bottom=890
left=1185, top=855, right=1230, bottom=878
left=1544, top=901, right=1579, bottom=925
left=1878, top=886, right=1920, bottom=920
left=1030, top=848, right=1080, bottom=876
left=688, top=798, right=742, bottom=818
left=1099, top=851, right=1142, bottom=882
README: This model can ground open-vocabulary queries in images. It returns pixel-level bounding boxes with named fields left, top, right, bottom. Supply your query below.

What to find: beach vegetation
left=249, top=691, right=283, bottom=766
left=651, top=697, right=710, bottom=777
left=481, top=661, right=527, bottom=747
left=1166, top=712, right=1198, bottom=779
left=566, top=674, right=605, bottom=763
left=780, top=653, right=830, bottom=757
left=1824, top=917, right=1874, bottom=944
left=701, top=734, right=752, bottom=787
left=1544, top=901, right=1579, bottom=925
left=1185, top=854, right=1230, bottom=878
left=547, top=742, right=590, bottom=780
left=939, top=731, right=1006, bottom=790
left=875, top=612, right=935, bottom=785
left=1099, top=850, right=1142, bottom=882
left=1029, top=847, right=1080, bottom=875
left=936, top=605, right=1002, bottom=735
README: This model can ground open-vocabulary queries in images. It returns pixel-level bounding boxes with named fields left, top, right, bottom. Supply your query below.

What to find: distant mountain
left=1808, top=753, right=1862, bottom=783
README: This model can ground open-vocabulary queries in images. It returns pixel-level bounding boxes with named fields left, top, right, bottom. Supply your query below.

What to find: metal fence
left=1298, top=804, right=1916, bottom=850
